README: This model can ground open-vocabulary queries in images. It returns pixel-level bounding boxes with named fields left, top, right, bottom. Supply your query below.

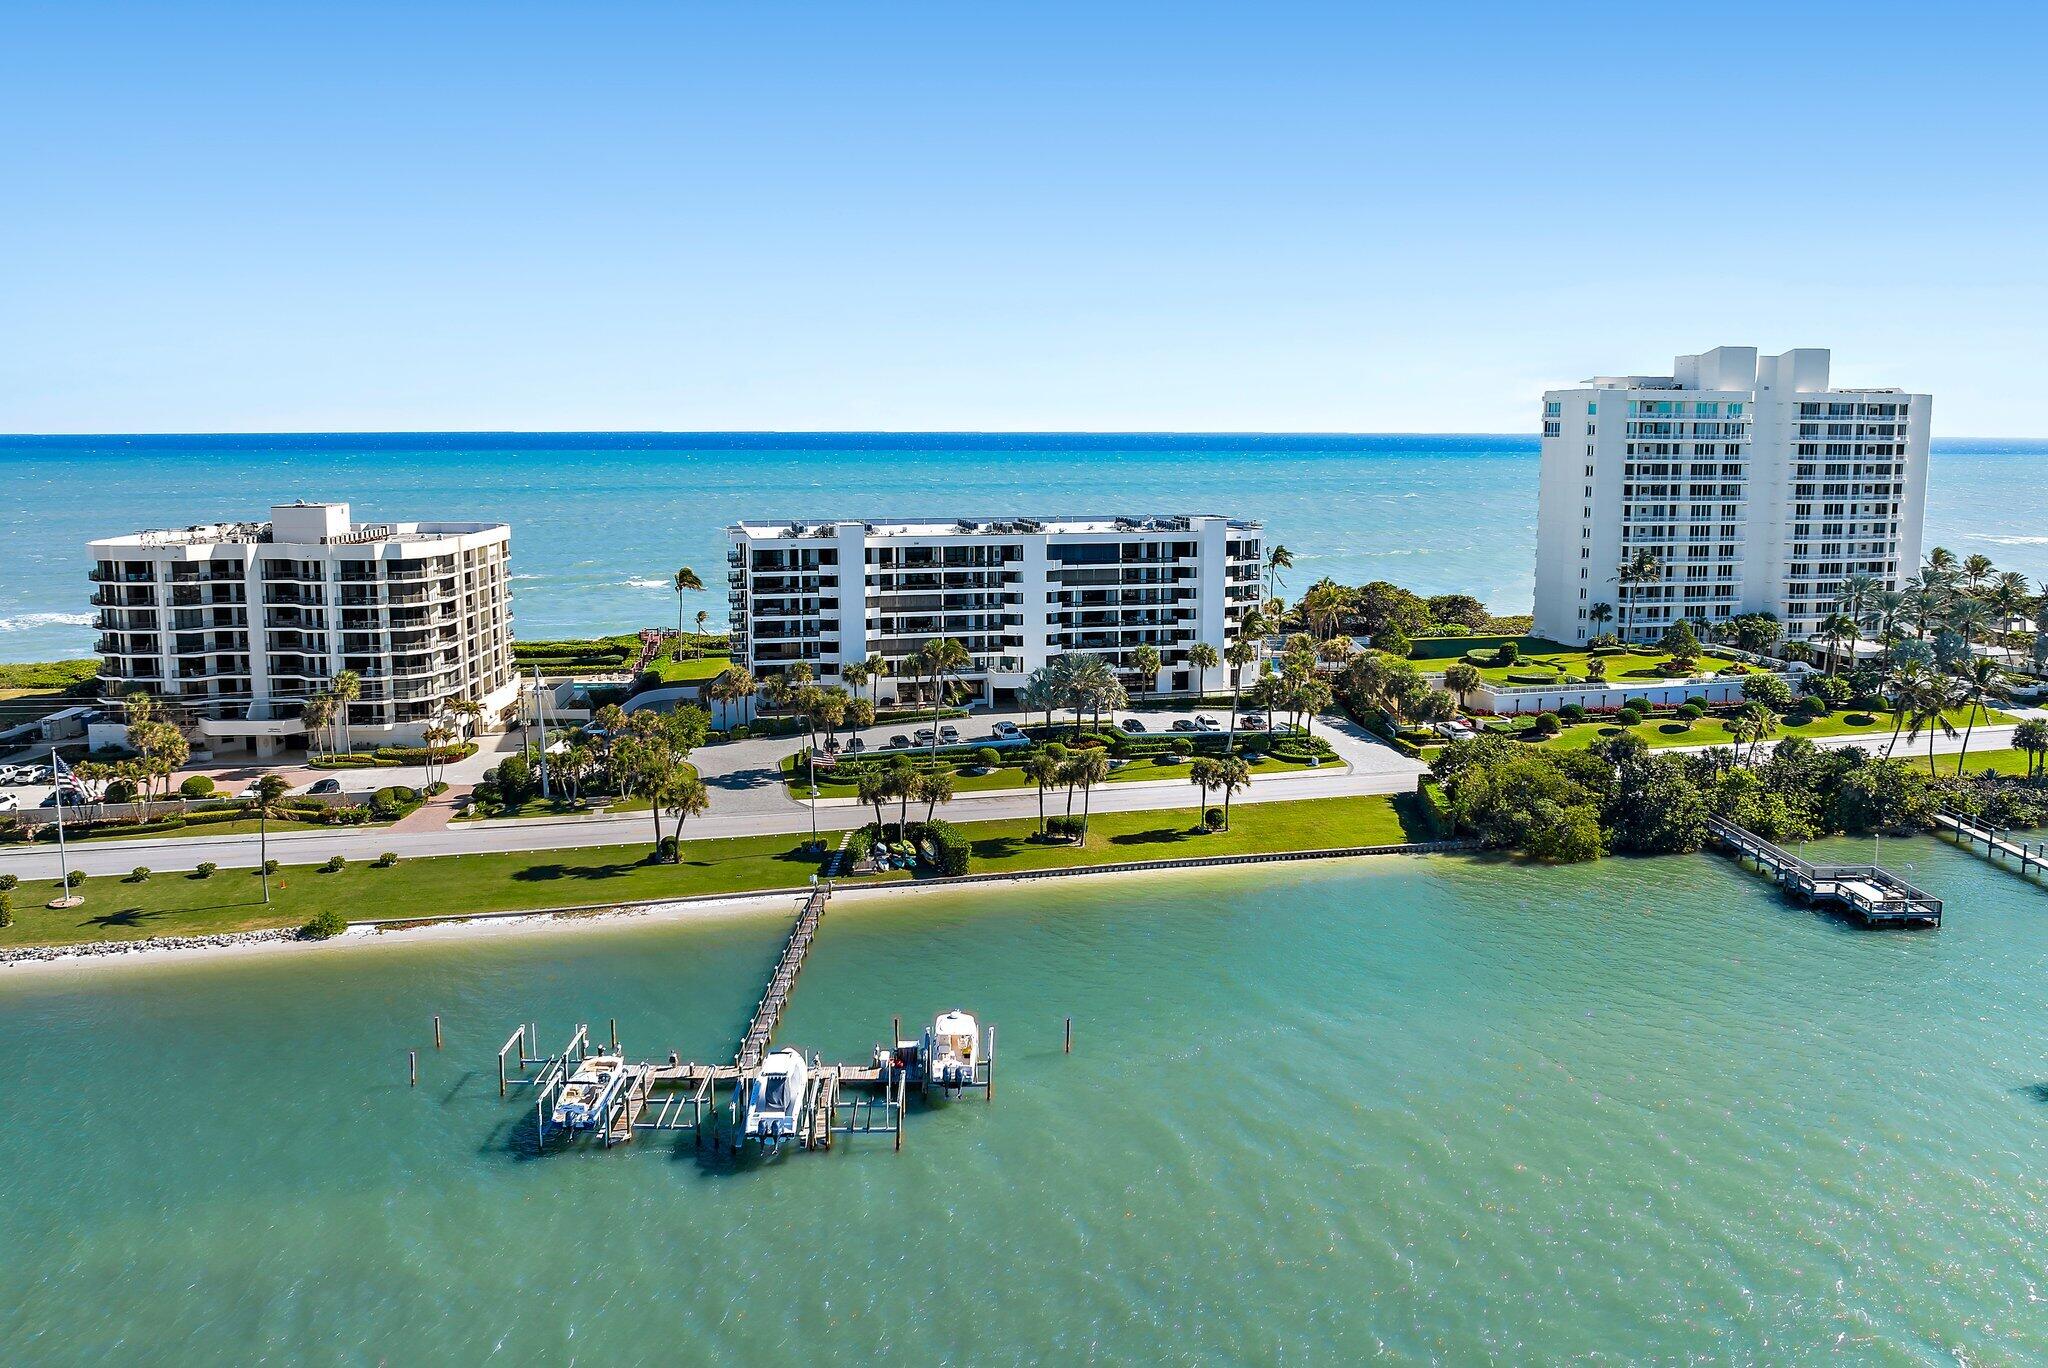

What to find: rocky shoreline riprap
left=0, top=927, right=303, bottom=965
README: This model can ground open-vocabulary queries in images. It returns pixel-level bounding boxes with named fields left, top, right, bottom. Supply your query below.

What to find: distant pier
left=1935, top=809, right=2048, bottom=887
left=1706, top=817, right=1942, bottom=928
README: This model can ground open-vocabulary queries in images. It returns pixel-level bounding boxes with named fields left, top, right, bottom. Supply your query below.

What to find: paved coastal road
left=0, top=712, right=1425, bottom=879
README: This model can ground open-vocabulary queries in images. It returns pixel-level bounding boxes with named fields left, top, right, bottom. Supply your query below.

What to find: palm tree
left=1950, top=655, right=2008, bottom=775
left=917, top=769, right=955, bottom=823
left=862, top=653, right=889, bottom=706
left=1188, top=756, right=1221, bottom=828
left=1962, top=553, right=1995, bottom=595
left=1903, top=674, right=1961, bottom=777
left=332, top=669, right=361, bottom=756
left=706, top=665, right=756, bottom=731
left=887, top=756, right=917, bottom=833
left=841, top=660, right=869, bottom=703
left=1725, top=702, right=1776, bottom=766
left=663, top=773, right=711, bottom=853
left=1223, top=637, right=1259, bottom=752
left=1187, top=641, right=1220, bottom=697
left=672, top=566, right=703, bottom=642
left=2013, top=718, right=2048, bottom=779
left=915, top=637, right=970, bottom=756
left=300, top=691, right=335, bottom=758
left=1064, top=748, right=1110, bottom=845
left=1021, top=668, right=1062, bottom=738
left=1587, top=601, right=1614, bottom=640
left=1215, top=754, right=1251, bottom=830
left=1613, top=550, right=1661, bottom=644
left=449, top=695, right=484, bottom=741
left=1300, top=580, right=1353, bottom=643
left=1927, top=546, right=1959, bottom=574
left=1264, top=545, right=1293, bottom=605
left=1130, top=643, right=1161, bottom=696
left=857, top=770, right=891, bottom=832
left=1444, top=662, right=1482, bottom=712
left=1818, top=612, right=1858, bottom=675
left=1024, top=750, right=1063, bottom=836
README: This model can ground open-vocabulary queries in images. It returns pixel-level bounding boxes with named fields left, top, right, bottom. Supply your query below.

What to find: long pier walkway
left=1706, top=817, right=1943, bottom=927
left=737, top=882, right=830, bottom=1072
left=1935, top=809, right=2048, bottom=886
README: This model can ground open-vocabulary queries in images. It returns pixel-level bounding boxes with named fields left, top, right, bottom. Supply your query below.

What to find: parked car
left=939, top=725, right=960, bottom=744
left=0, top=765, right=27, bottom=785
left=1170, top=718, right=1198, bottom=733
left=913, top=728, right=936, bottom=744
left=0, top=793, right=17, bottom=812
left=888, top=734, right=911, bottom=749
left=846, top=736, right=866, bottom=753
left=1242, top=712, right=1268, bottom=730
left=1195, top=716, right=1221, bottom=732
left=307, top=777, right=342, bottom=795
left=991, top=721, right=1022, bottom=741
left=1119, top=717, right=1147, bottom=734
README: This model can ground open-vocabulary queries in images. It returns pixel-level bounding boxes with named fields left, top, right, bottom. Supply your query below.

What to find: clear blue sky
left=3, top=2, right=2043, bottom=435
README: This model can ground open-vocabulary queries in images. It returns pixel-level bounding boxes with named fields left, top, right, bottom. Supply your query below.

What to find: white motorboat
left=741, top=1048, right=810, bottom=1144
left=921, top=1010, right=980, bottom=1094
left=551, top=1053, right=628, bottom=1130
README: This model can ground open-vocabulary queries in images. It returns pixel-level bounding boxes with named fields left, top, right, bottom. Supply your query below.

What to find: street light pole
left=260, top=801, right=270, bottom=905
left=808, top=749, right=819, bottom=852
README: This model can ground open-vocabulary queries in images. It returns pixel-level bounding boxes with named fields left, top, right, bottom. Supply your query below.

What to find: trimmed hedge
left=913, top=819, right=971, bottom=876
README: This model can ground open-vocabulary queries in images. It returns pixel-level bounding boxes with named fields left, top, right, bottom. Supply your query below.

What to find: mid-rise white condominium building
left=1533, top=346, right=1929, bottom=647
left=726, top=515, right=1264, bottom=705
left=90, top=501, right=517, bottom=754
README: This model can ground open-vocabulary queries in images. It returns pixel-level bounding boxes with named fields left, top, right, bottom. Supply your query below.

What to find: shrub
left=1845, top=712, right=1877, bottom=726
left=1464, top=647, right=1498, bottom=665
left=195, top=861, right=218, bottom=878
left=1558, top=704, right=1587, bottom=723
left=729, top=725, right=751, bottom=740
left=319, top=855, right=345, bottom=874
left=1532, top=712, right=1561, bottom=737
left=917, top=818, right=971, bottom=875
left=655, top=836, right=680, bottom=864
left=64, top=870, right=85, bottom=889
left=974, top=747, right=1002, bottom=770
left=1505, top=670, right=1556, bottom=685
left=1203, top=806, right=1225, bottom=831
left=1496, top=641, right=1521, bottom=666
left=0, top=889, right=11, bottom=928
left=1677, top=703, right=1704, bottom=721
left=1155, top=753, right=1181, bottom=766
left=299, top=908, right=348, bottom=940
left=373, top=852, right=398, bottom=868
left=179, top=775, right=216, bottom=798
left=262, top=859, right=280, bottom=875
left=368, top=785, right=421, bottom=821
left=1044, top=814, right=1083, bottom=840
left=128, top=866, right=150, bottom=882
left=1171, top=737, right=1194, bottom=756
left=848, top=826, right=874, bottom=862
left=0, top=873, right=16, bottom=892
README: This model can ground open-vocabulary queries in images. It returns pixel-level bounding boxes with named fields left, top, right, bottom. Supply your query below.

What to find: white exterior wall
left=91, top=503, right=518, bottom=753
left=1535, top=347, right=1929, bottom=649
left=727, top=514, right=1262, bottom=702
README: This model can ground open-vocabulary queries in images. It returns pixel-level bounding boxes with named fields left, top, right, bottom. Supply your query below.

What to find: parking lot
left=818, top=703, right=1291, bottom=758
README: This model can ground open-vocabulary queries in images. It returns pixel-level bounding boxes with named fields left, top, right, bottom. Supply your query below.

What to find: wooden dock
left=1935, top=809, right=2048, bottom=886
left=491, top=878, right=989, bottom=1156
left=1706, top=817, right=1943, bottom=927
left=737, top=883, right=829, bottom=1072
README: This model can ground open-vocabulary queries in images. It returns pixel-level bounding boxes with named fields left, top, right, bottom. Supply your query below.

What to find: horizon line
left=1, top=428, right=2043, bottom=443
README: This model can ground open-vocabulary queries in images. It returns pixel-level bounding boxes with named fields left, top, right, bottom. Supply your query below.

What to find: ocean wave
left=623, top=577, right=669, bottom=590
left=1970, top=534, right=2048, bottom=546
left=509, top=572, right=546, bottom=581
left=0, top=611, right=93, bottom=632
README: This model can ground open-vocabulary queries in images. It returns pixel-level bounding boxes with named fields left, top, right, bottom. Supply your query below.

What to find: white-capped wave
left=623, top=577, right=669, bottom=590
left=1971, top=534, right=2048, bottom=546
left=0, top=611, right=93, bottom=632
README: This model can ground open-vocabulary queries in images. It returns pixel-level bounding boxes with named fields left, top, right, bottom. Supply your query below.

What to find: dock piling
left=409, top=1050, right=417, bottom=1088
left=433, top=1014, right=443, bottom=1050
left=1065, top=1016, right=1072, bottom=1054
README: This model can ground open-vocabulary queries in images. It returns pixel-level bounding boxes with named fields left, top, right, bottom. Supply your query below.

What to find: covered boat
left=921, top=1010, right=980, bottom=1094
left=741, top=1047, right=810, bottom=1144
left=551, top=1053, right=627, bottom=1130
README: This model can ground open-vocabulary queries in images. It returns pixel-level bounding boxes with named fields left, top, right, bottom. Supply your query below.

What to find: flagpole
left=50, top=745, right=77, bottom=907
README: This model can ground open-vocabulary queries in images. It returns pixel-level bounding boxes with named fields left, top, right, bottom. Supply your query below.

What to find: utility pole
left=259, top=800, right=270, bottom=904
left=50, top=745, right=77, bottom=907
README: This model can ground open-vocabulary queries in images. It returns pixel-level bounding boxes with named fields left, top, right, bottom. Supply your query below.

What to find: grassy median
left=0, top=793, right=1431, bottom=949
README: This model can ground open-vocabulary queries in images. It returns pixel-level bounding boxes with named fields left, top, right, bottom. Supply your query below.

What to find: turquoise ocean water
left=5, top=840, right=2048, bottom=1360
left=3, top=434, right=2044, bottom=662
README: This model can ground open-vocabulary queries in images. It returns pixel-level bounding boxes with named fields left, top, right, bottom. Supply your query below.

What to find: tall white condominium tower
left=1533, top=346, right=1929, bottom=647
left=726, top=514, right=1264, bottom=705
left=91, top=502, right=517, bottom=755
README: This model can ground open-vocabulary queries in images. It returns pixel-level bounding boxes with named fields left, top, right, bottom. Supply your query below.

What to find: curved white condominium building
left=1534, top=346, right=1929, bottom=646
left=90, top=501, right=517, bottom=754
left=726, top=514, right=1264, bottom=705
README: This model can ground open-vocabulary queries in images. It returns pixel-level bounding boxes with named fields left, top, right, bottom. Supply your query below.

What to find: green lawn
left=453, top=795, right=652, bottom=822
left=1906, top=746, right=2047, bottom=779
left=1439, top=646, right=1744, bottom=686
left=1503, top=706, right=2012, bottom=752
left=643, top=652, right=732, bottom=685
left=0, top=658, right=101, bottom=724
left=781, top=747, right=1323, bottom=798
left=0, top=793, right=1427, bottom=949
